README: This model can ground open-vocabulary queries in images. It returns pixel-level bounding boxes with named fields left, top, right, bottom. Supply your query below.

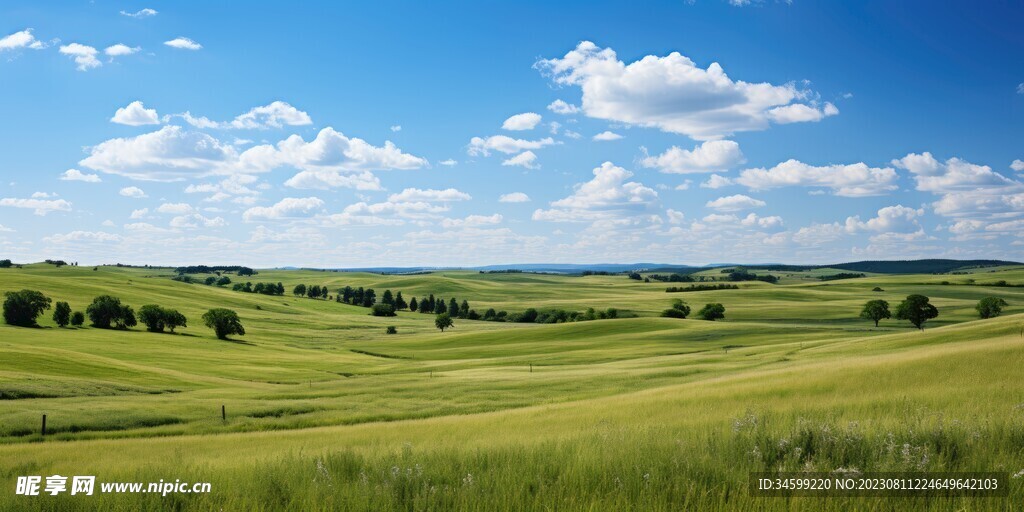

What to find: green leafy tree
left=362, top=289, right=376, bottom=307
left=894, top=294, right=938, bottom=330
left=370, top=304, right=396, bottom=317
left=341, top=286, right=353, bottom=303
left=459, top=300, right=470, bottom=319
left=449, top=298, right=459, bottom=317
left=381, top=290, right=394, bottom=306
left=52, top=301, right=72, bottom=327
left=202, top=308, right=245, bottom=340
left=3, top=290, right=51, bottom=327
left=394, top=292, right=407, bottom=310
left=139, top=305, right=168, bottom=332
left=216, top=276, right=231, bottom=286
left=404, top=295, right=415, bottom=311
left=85, top=295, right=127, bottom=329
left=71, top=311, right=85, bottom=327
left=860, top=299, right=891, bottom=327
left=319, top=285, right=328, bottom=299
left=661, top=299, right=690, bottom=319
left=483, top=308, right=496, bottom=320
left=976, top=297, right=1008, bottom=319
left=293, top=284, right=307, bottom=296
left=435, top=313, right=454, bottom=332
left=698, top=303, right=725, bottom=321
left=115, top=305, right=137, bottom=329
left=418, top=297, right=430, bottom=313
left=435, top=298, right=447, bottom=314
left=0, top=259, right=12, bottom=268
left=204, top=276, right=217, bottom=285
left=165, top=310, right=187, bottom=333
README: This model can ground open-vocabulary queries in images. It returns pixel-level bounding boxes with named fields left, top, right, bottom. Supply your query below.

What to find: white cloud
left=230, top=101, right=312, bottom=129
left=120, top=8, right=158, bottom=18
left=170, top=213, right=226, bottom=229
left=499, top=192, right=530, bottom=203
left=592, top=131, right=623, bottom=141
left=502, top=112, right=542, bottom=131
left=641, top=140, right=745, bottom=174
left=81, top=126, right=238, bottom=181
left=31, top=192, right=54, bottom=198
left=1012, top=159, right=1024, bottom=172
left=666, top=209, right=685, bottom=224
left=0, top=29, right=50, bottom=52
left=284, top=170, right=382, bottom=191
left=766, top=102, right=839, bottom=124
left=390, top=125, right=402, bottom=132
left=111, top=101, right=160, bottom=126
left=675, top=180, right=692, bottom=190
left=547, top=99, right=580, bottom=115
left=467, top=135, right=556, bottom=156
left=242, top=197, right=325, bottom=221
left=0, top=197, right=72, bottom=215
left=533, top=162, right=657, bottom=222
left=130, top=208, right=148, bottom=219
left=844, top=205, right=923, bottom=233
left=164, top=37, right=202, bottom=50
left=119, top=186, right=147, bottom=198
left=59, top=43, right=101, bottom=71
left=892, top=152, right=1014, bottom=193
left=323, top=200, right=448, bottom=226
left=44, top=231, right=121, bottom=243
left=0, top=224, right=13, bottom=232
left=241, top=127, right=426, bottom=176
left=705, top=194, right=765, bottom=212
left=502, top=151, right=539, bottom=169
left=60, top=169, right=101, bottom=183
left=104, top=44, right=140, bottom=57
left=441, top=214, right=503, bottom=228
left=737, top=159, right=898, bottom=197
left=387, top=188, right=471, bottom=202
left=1018, top=83, right=1024, bottom=95
left=563, top=130, right=582, bottom=139
left=740, top=213, right=783, bottom=229
left=536, top=41, right=835, bottom=140
left=701, top=174, right=734, bottom=189
left=156, top=202, right=195, bottom=215
left=438, top=159, right=458, bottom=166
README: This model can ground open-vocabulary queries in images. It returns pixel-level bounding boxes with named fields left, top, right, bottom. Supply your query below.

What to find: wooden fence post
left=221, top=405, right=226, bottom=420
left=41, top=414, right=46, bottom=436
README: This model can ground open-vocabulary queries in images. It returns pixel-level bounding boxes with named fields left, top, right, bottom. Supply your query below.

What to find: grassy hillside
left=1, top=264, right=1022, bottom=510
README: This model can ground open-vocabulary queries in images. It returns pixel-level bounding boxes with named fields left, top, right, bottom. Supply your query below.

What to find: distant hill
left=826, top=259, right=1019, bottom=274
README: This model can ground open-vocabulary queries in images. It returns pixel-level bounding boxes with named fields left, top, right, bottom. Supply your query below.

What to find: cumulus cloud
left=120, top=8, right=158, bottom=18
left=59, top=43, right=101, bottom=71
left=592, top=131, right=623, bottom=141
left=175, top=101, right=312, bottom=130
left=130, top=208, right=149, bottom=219
left=60, top=169, right=101, bottom=183
left=701, top=174, right=734, bottom=189
left=104, top=44, right=140, bottom=57
left=0, top=197, right=72, bottom=215
left=81, top=126, right=238, bottom=181
left=844, top=205, right=923, bottom=233
left=892, top=152, right=1014, bottom=193
left=467, top=135, right=557, bottom=156
left=284, top=170, right=382, bottom=191
left=1012, top=159, right=1024, bottom=172
left=170, top=213, right=226, bottom=229
left=705, top=194, right=765, bottom=212
left=156, top=202, right=195, bottom=215
left=111, top=101, right=160, bottom=126
left=536, top=41, right=835, bottom=140
left=740, top=213, right=783, bottom=229
left=44, top=231, right=121, bottom=243
left=241, top=127, right=426, bottom=173
left=441, top=214, right=503, bottom=228
left=119, top=186, right=147, bottom=198
left=164, top=37, right=202, bottom=50
left=438, top=159, right=458, bottom=166
left=666, top=209, right=685, bottom=224
left=499, top=192, right=530, bottom=203
left=390, top=125, right=402, bottom=132
left=387, top=188, right=471, bottom=202
left=547, top=99, right=580, bottom=115
left=502, top=112, right=542, bottom=131
left=242, top=197, right=325, bottom=221
left=502, top=151, right=539, bottom=169
left=323, top=200, right=449, bottom=226
left=641, top=140, right=745, bottom=174
left=533, top=162, right=657, bottom=222
left=766, top=102, right=839, bottom=124
left=737, top=159, right=898, bottom=197
left=0, top=29, right=51, bottom=52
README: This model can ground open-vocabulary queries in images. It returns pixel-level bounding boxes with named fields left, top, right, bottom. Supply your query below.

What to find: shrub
left=386, top=326, right=397, bottom=335
left=872, top=287, right=884, bottom=292
left=698, top=303, right=726, bottom=321
left=53, top=301, right=72, bottom=327
left=976, top=297, right=1008, bottom=319
left=370, top=304, right=396, bottom=317
left=71, top=311, right=85, bottom=327
left=661, top=299, right=690, bottom=319
left=2, top=290, right=51, bottom=327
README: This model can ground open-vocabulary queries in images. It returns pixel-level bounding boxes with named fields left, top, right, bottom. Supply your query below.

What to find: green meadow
left=1, top=263, right=1023, bottom=510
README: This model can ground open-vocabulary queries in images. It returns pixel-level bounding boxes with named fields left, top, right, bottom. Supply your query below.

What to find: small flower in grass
left=1012, top=469, right=1024, bottom=479
left=462, top=473, right=474, bottom=486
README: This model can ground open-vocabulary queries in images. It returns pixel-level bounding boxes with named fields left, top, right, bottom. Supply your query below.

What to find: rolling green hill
left=1, top=263, right=1022, bottom=510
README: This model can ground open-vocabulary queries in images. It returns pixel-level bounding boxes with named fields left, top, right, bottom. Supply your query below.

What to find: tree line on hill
left=2, top=290, right=245, bottom=340
left=859, top=294, right=1009, bottom=329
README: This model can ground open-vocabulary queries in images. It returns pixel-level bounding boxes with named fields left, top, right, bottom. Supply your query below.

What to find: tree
left=320, top=285, right=328, bottom=299
left=165, top=310, right=187, bottom=333
left=483, top=308, right=496, bottom=320
left=277, top=283, right=286, bottom=295
left=71, top=311, right=85, bottom=327
left=3, top=290, right=52, bottom=327
left=872, top=287, right=884, bottom=292
left=0, top=259, right=12, bottom=268
left=237, top=267, right=256, bottom=276
left=52, top=301, right=72, bottom=327
left=407, top=296, right=417, bottom=312
left=434, top=298, right=447, bottom=314
left=459, top=300, right=470, bottom=319
left=341, top=286, right=354, bottom=304
left=216, top=276, right=232, bottom=286
left=139, top=305, right=168, bottom=332
left=449, top=298, right=459, bottom=317
left=976, top=297, right=1008, bottom=319
left=308, top=285, right=320, bottom=299
left=362, top=288, right=376, bottom=307
left=394, top=292, right=408, bottom=310
left=698, top=303, right=725, bottom=321
left=386, top=326, right=398, bottom=334
left=370, top=304, right=396, bottom=317
left=628, top=272, right=642, bottom=281
left=418, top=297, right=431, bottom=313
left=293, top=284, right=307, bottom=296
left=86, top=295, right=135, bottom=329
left=859, top=299, right=891, bottom=327
left=202, top=308, right=245, bottom=340
left=382, top=290, right=394, bottom=306
left=204, top=276, right=217, bottom=286
left=894, top=294, right=938, bottom=330
left=661, top=299, right=690, bottom=319
left=435, top=313, right=454, bottom=332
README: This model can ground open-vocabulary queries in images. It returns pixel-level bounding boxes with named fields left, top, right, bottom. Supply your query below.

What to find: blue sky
left=1, top=0, right=1022, bottom=267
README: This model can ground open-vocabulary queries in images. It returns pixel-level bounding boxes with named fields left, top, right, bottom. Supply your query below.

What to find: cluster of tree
left=293, top=284, right=332, bottom=300
left=203, top=276, right=232, bottom=286
left=480, top=269, right=524, bottom=274
left=409, top=294, right=468, bottom=317
left=44, top=259, right=71, bottom=267
left=335, top=286, right=383, bottom=308
left=698, top=303, right=726, bottom=321
left=818, top=273, right=866, bottom=281
left=859, top=294, right=943, bottom=329
left=660, top=299, right=691, bottom=318
left=627, top=272, right=643, bottom=281
left=231, top=282, right=286, bottom=295
left=647, top=273, right=696, bottom=283
left=138, top=305, right=187, bottom=333
left=725, top=269, right=778, bottom=284
left=580, top=270, right=612, bottom=276
left=666, top=284, right=739, bottom=293
left=0, top=259, right=13, bottom=268
left=86, top=295, right=138, bottom=329
left=174, top=265, right=256, bottom=276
